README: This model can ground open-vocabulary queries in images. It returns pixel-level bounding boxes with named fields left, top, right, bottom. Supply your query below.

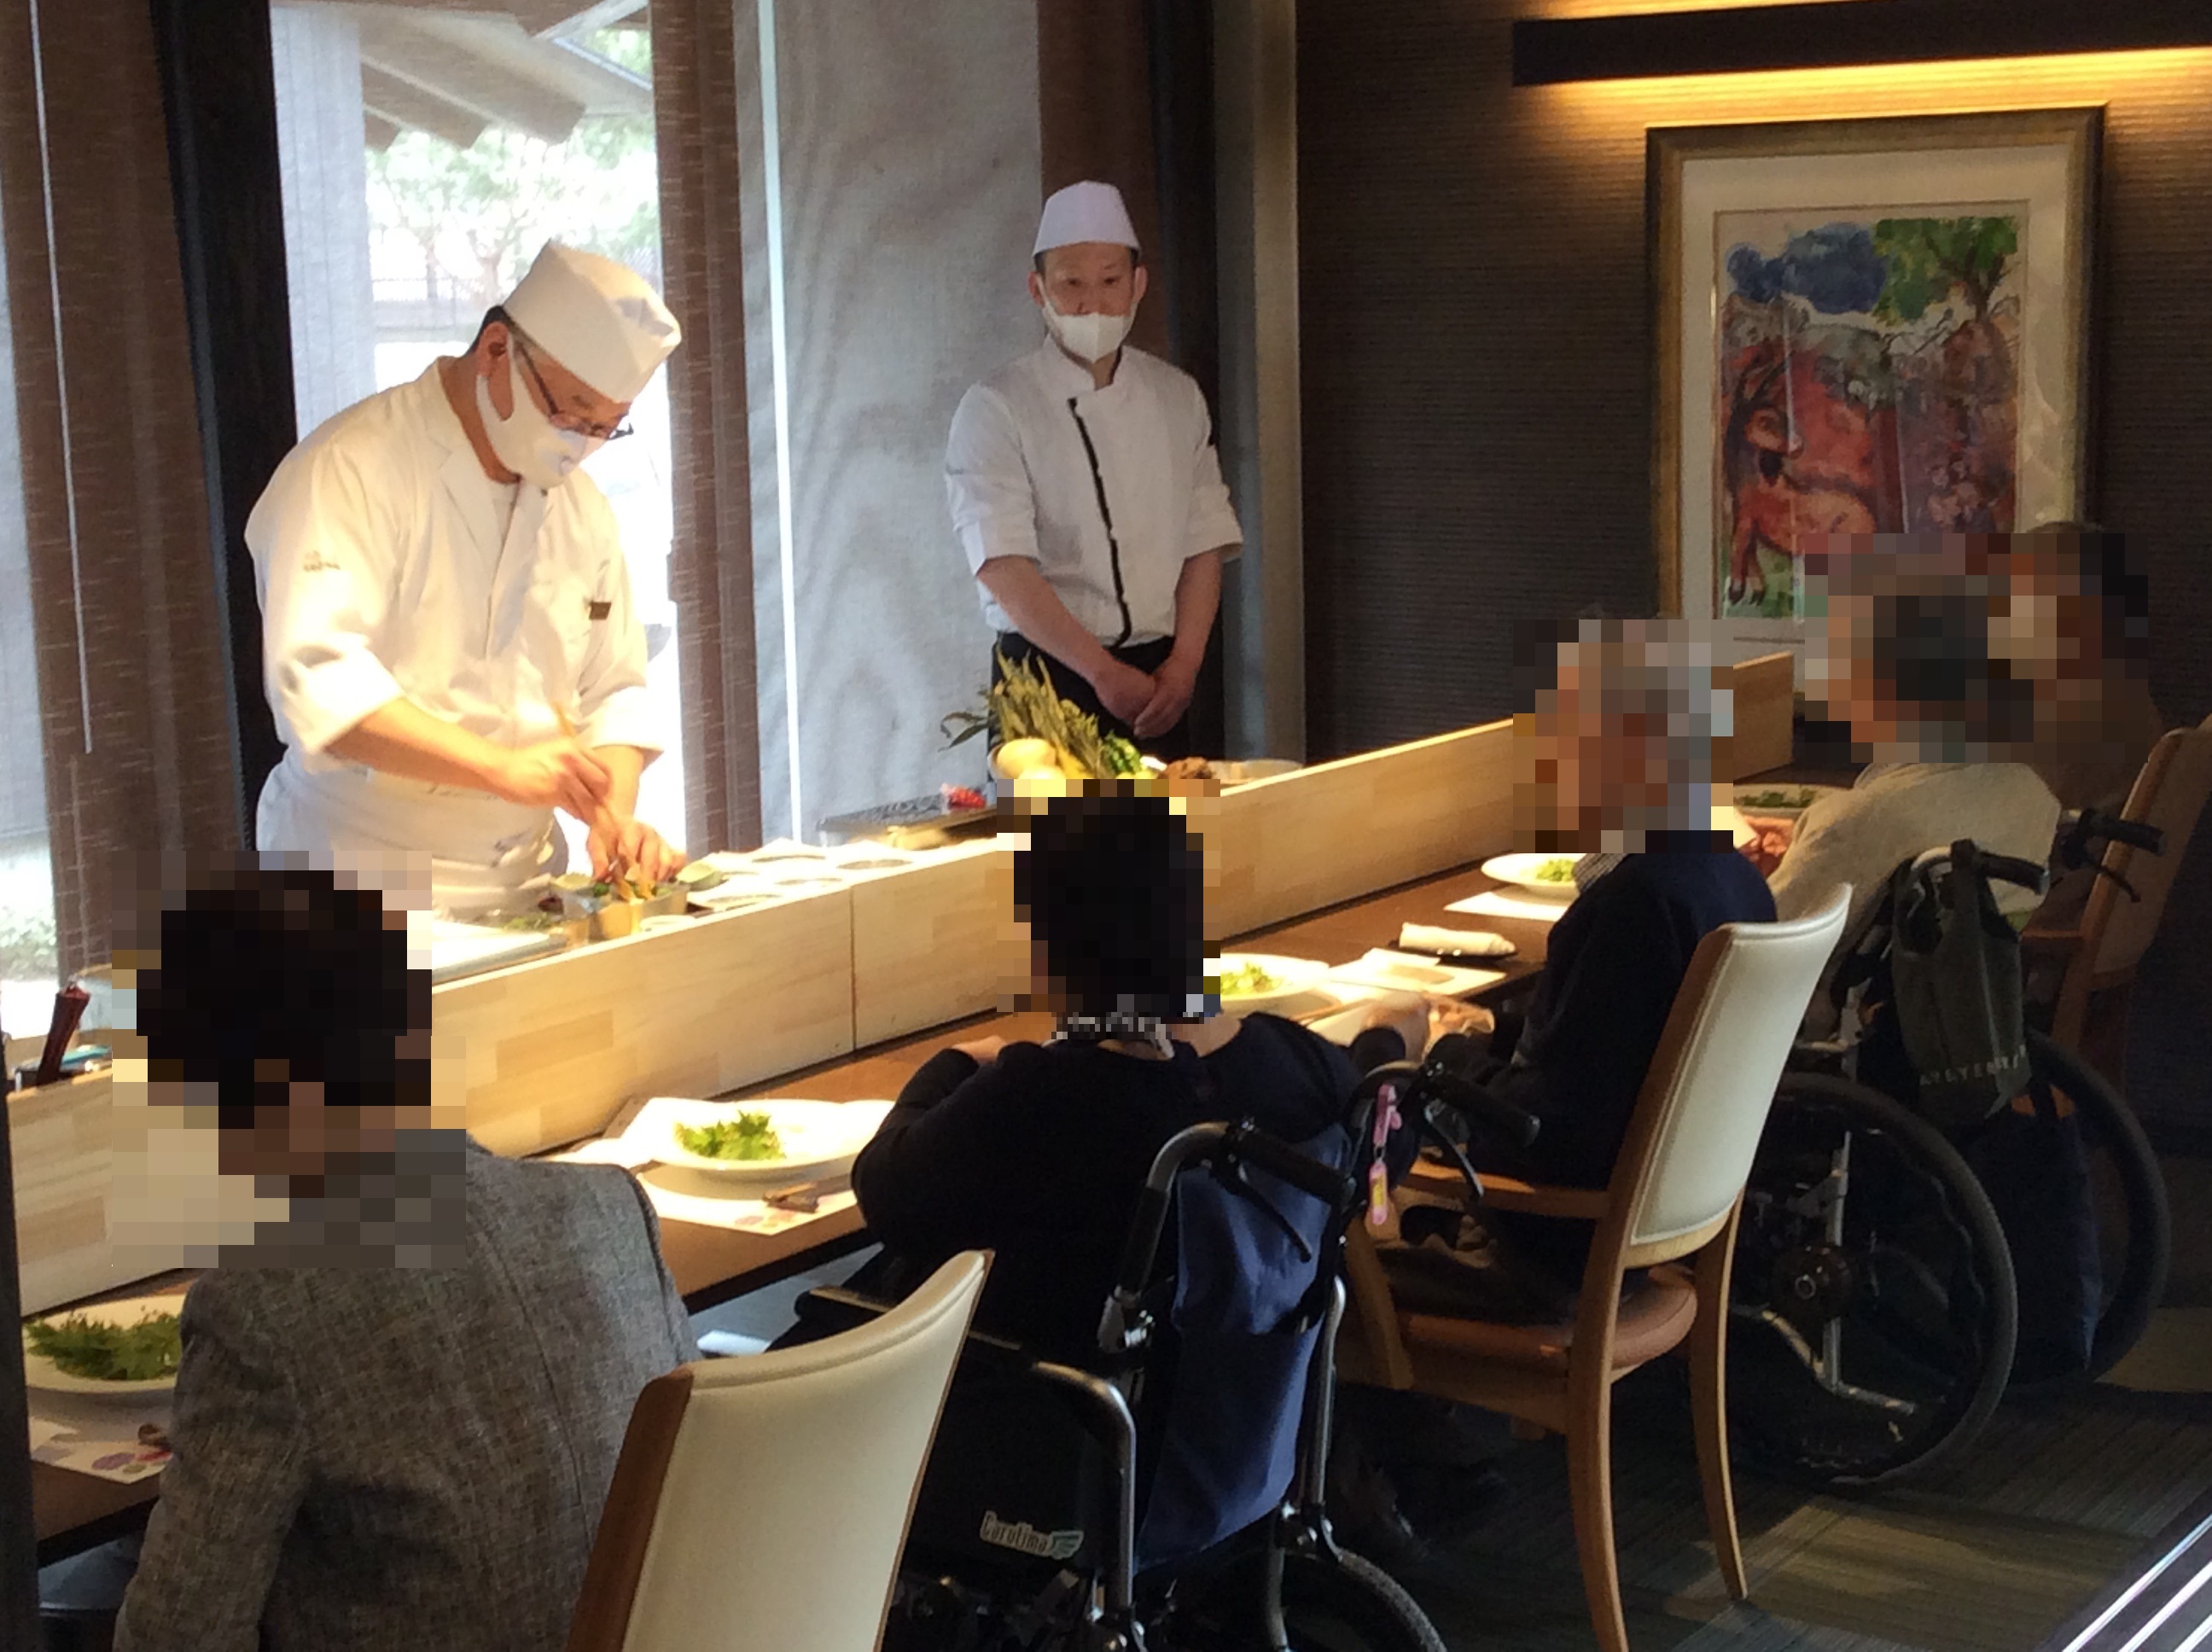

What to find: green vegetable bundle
left=940, top=655, right=1149, bottom=779
left=26, top=1311, right=183, bottom=1382
left=987, top=650, right=1120, bottom=779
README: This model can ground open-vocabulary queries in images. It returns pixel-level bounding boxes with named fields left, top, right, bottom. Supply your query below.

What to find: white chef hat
left=500, top=241, right=681, bottom=404
left=1033, top=181, right=1141, bottom=257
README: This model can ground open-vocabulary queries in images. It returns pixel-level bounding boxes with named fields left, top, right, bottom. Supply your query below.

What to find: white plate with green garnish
left=620, top=1096, right=895, bottom=1184
left=1481, top=853, right=1586, bottom=899
left=1208, top=954, right=1333, bottom=1015
left=22, top=1295, right=184, bottom=1398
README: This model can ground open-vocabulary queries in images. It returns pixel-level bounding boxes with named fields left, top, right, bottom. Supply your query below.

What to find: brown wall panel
left=1296, top=3, right=2212, bottom=759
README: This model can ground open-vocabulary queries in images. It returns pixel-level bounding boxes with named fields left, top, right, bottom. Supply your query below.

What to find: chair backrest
left=2083, top=721, right=2212, bottom=978
left=565, top=1251, right=989, bottom=1652
left=1604, top=888, right=1851, bottom=1265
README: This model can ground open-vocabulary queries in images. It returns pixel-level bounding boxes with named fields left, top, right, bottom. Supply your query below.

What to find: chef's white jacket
left=945, top=340, right=1242, bottom=646
left=246, top=364, right=659, bottom=909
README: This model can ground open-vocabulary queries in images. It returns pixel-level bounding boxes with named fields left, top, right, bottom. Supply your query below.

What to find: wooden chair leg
left=1691, top=1235, right=1749, bottom=1600
left=1567, top=1379, right=1629, bottom=1652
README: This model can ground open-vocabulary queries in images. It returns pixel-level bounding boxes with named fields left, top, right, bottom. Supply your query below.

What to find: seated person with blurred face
left=111, top=860, right=697, bottom=1652
left=1330, top=622, right=1775, bottom=1555
left=1376, top=620, right=1778, bottom=1323
left=1758, top=548, right=2064, bottom=1038
left=2000, top=524, right=2168, bottom=929
left=846, top=789, right=1429, bottom=1359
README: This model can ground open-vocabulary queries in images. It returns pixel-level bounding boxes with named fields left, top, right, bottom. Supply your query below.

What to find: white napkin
left=1325, top=949, right=1504, bottom=998
left=551, top=1136, right=654, bottom=1171
left=1447, top=890, right=1572, bottom=925
left=1398, top=922, right=1516, bottom=959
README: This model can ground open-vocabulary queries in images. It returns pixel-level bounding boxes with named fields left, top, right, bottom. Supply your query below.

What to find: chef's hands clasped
left=1094, top=656, right=1199, bottom=742
left=490, top=736, right=683, bottom=884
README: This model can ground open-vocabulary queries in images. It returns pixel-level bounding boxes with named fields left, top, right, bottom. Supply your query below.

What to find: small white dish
left=621, top=1096, right=894, bottom=1185
left=1481, top=853, right=1585, bottom=899
left=1210, top=953, right=1334, bottom=1015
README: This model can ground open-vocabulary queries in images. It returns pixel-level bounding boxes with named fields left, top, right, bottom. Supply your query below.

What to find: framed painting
left=1650, top=108, right=2100, bottom=665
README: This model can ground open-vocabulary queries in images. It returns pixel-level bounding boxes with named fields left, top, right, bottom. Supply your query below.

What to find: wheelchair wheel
left=2001, top=1032, right=2171, bottom=1393
left=1276, top=1550, right=1447, bottom=1652
left=1728, top=1073, right=2017, bottom=1490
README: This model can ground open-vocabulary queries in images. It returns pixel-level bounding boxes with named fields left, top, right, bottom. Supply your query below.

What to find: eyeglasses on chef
left=488, top=307, right=636, bottom=445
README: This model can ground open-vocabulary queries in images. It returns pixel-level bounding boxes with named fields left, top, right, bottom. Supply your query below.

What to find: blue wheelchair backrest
left=1134, top=1120, right=1353, bottom=1571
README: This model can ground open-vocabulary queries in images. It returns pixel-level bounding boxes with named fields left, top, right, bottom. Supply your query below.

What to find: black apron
left=989, top=632, right=1195, bottom=763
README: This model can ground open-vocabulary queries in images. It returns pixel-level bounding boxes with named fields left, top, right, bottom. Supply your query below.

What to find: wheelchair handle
left=2060, top=807, right=2165, bottom=868
left=1098, top=1121, right=1356, bottom=1354
left=1976, top=851, right=2052, bottom=896
left=1421, top=1034, right=1543, bottom=1150
left=1220, top=1120, right=1362, bottom=1211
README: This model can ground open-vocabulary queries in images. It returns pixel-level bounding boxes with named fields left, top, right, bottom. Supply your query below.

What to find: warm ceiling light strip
left=1512, top=0, right=2212, bottom=86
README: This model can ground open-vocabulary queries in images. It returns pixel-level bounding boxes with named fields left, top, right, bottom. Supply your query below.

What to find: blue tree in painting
left=1725, top=224, right=1887, bottom=316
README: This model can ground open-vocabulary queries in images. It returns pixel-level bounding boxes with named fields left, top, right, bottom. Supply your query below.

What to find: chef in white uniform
left=946, top=181, right=1243, bottom=761
left=248, top=241, right=684, bottom=917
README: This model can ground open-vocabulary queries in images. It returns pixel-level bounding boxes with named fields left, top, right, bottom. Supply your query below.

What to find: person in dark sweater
left=1379, top=620, right=1777, bottom=1314
left=848, top=788, right=1410, bottom=1358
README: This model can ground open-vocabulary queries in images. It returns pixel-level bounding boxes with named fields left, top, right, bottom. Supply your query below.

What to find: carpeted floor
left=1394, top=1149, right=2212, bottom=1652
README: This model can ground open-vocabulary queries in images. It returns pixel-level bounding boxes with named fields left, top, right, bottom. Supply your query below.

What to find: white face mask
left=474, top=357, right=598, bottom=490
left=1044, top=299, right=1136, bottom=365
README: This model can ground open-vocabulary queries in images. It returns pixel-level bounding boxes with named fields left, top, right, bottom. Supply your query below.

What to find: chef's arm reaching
left=975, top=556, right=1155, bottom=727
left=584, top=745, right=684, bottom=884
left=325, top=701, right=611, bottom=821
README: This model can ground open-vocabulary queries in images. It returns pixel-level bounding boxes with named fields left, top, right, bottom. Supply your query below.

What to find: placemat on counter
left=28, top=1393, right=173, bottom=1485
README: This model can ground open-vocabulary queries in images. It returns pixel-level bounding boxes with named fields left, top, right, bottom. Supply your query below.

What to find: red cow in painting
left=1720, top=339, right=1896, bottom=606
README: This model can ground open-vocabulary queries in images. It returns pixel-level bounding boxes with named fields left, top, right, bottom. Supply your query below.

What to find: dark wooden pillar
left=1147, top=0, right=1228, bottom=760
left=148, top=0, right=294, bottom=844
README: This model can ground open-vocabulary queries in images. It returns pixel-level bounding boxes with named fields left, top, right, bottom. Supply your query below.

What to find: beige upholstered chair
left=1341, top=890, right=1850, bottom=1652
left=565, top=1251, right=989, bottom=1652
left=2025, top=718, right=2212, bottom=1085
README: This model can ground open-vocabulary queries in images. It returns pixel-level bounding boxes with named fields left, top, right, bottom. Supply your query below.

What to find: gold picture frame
left=1650, top=108, right=2100, bottom=654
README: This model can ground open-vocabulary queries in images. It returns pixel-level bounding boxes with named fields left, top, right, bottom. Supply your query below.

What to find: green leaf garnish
left=26, top=1310, right=182, bottom=1382
left=674, top=1111, right=784, bottom=1161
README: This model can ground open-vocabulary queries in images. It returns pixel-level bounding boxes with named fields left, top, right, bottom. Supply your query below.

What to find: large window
left=0, top=191, right=60, bottom=1038
left=269, top=2, right=681, bottom=860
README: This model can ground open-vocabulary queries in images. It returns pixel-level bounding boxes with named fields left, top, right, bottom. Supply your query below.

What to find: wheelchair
left=800, top=1114, right=1448, bottom=1652
left=1726, top=821, right=2173, bottom=1491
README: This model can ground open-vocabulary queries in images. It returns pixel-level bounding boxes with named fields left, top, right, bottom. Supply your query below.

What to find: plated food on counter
left=1208, top=952, right=1333, bottom=1013
left=1481, top=852, right=1586, bottom=899
left=625, top=1096, right=897, bottom=1184
left=23, top=1298, right=184, bottom=1396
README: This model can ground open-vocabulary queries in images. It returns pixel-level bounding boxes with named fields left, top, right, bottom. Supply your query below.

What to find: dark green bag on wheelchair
left=1881, top=840, right=2032, bottom=1134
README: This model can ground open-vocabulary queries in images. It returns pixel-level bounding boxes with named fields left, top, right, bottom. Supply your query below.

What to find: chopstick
left=555, top=707, right=630, bottom=887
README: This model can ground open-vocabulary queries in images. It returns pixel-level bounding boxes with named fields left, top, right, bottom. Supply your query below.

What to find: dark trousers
left=989, top=632, right=1195, bottom=763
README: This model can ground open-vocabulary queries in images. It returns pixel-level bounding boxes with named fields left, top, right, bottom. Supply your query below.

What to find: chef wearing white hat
left=946, top=180, right=1243, bottom=759
left=247, top=241, right=685, bottom=917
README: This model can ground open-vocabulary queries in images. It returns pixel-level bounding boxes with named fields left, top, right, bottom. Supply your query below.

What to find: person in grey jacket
left=104, top=861, right=697, bottom=1652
